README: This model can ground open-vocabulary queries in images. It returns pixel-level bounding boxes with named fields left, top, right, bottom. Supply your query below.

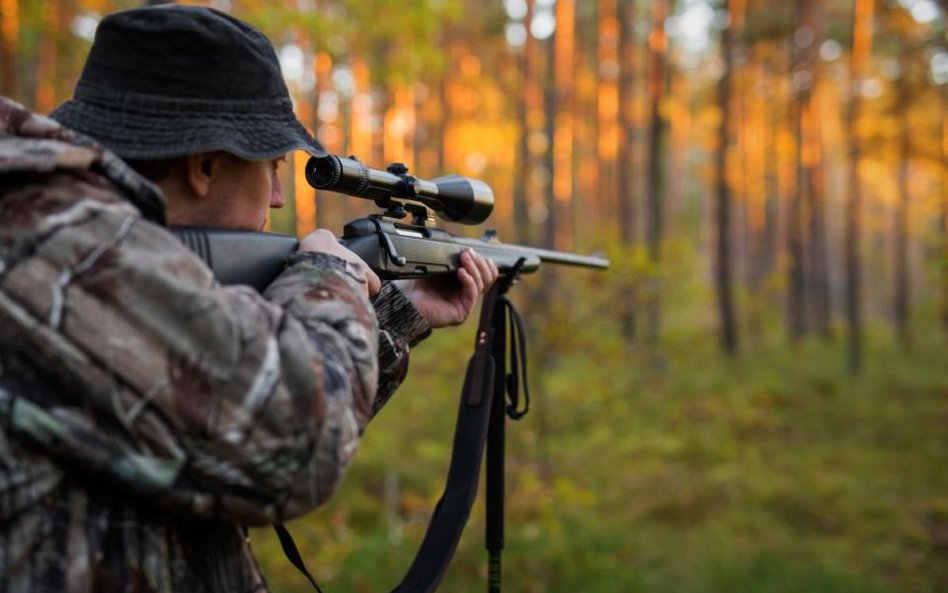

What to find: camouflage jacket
left=0, top=96, right=431, bottom=593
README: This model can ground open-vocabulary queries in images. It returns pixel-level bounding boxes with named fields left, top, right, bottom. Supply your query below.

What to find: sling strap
left=388, top=279, right=503, bottom=592
left=279, top=264, right=531, bottom=592
left=274, top=523, right=325, bottom=593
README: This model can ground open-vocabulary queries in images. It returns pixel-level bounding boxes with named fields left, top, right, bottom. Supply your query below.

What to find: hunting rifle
left=172, top=154, right=607, bottom=291
left=171, top=154, right=609, bottom=593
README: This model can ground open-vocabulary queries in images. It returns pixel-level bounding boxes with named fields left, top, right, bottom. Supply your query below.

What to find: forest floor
left=253, top=288, right=948, bottom=593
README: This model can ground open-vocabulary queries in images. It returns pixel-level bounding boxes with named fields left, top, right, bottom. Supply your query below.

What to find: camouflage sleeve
left=0, top=172, right=384, bottom=526
left=370, top=282, right=431, bottom=418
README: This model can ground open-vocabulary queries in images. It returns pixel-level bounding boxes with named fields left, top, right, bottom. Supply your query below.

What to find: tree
left=942, top=91, right=948, bottom=338
left=786, top=0, right=814, bottom=343
left=542, top=9, right=557, bottom=252
left=762, top=60, right=781, bottom=287
left=644, top=0, right=669, bottom=346
left=553, top=0, right=576, bottom=249
left=893, top=41, right=913, bottom=349
left=617, top=0, right=638, bottom=340
left=716, top=0, right=742, bottom=354
left=802, top=0, right=831, bottom=339
left=514, top=0, right=535, bottom=244
left=845, top=0, right=875, bottom=373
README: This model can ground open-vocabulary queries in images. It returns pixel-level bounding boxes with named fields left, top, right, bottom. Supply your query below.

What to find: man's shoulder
left=0, top=96, right=102, bottom=175
left=0, top=96, right=167, bottom=224
left=0, top=96, right=72, bottom=142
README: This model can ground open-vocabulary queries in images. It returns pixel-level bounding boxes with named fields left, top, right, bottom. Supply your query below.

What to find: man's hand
left=299, top=229, right=382, bottom=298
left=393, top=249, right=499, bottom=328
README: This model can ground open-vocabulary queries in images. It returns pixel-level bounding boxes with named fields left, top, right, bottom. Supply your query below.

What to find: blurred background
left=2, top=0, right=948, bottom=591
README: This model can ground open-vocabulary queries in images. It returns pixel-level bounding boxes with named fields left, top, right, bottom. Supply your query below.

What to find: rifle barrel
left=450, top=236, right=609, bottom=270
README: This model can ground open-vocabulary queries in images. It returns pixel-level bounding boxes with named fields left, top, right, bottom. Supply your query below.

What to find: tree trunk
left=801, top=98, right=833, bottom=339
left=743, top=60, right=771, bottom=346
left=762, top=64, right=780, bottom=284
left=787, top=0, right=811, bottom=343
left=580, top=2, right=601, bottom=228
left=894, top=64, right=912, bottom=350
left=715, top=0, right=739, bottom=354
left=644, top=0, right=668, bottom=346
left=543, top=32, right=556, bottom=252
left=617, top=0, right=637, bottom=248
left=596, top=0, right=618, bottom=241
left=617, top=0, right=638, bottom=341
left=844, top=0, right=875, bottom=373
left=571, top=1, right=592, bottom=251
left=942, top=92, right=948, bottom=339
left=514, top=0, right=534, bottom=244
left=553, top=0, right=575, bottom=249
left=802, top=0, right=831, bottom=339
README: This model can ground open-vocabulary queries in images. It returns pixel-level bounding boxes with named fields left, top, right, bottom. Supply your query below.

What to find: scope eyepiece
left=305, top=154, right=373, bottom=196
left=305, top=154, right=494, bottom=225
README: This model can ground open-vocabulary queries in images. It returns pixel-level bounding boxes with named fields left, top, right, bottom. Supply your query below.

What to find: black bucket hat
left=50, top=4, right=326, bottom=161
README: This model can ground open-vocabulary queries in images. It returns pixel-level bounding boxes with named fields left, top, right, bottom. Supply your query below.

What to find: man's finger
left=364, top=265, right=381, bottom=296
left=472, top=253, right=496, bottom=292
left=488, top=259, right=499, bottom=286
left=457, top=267, right=478, bottom=310
left=461, top=250, right=484, bottom=293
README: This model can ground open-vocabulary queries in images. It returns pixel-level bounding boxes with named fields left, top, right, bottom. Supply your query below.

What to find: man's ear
left=185, top=152, right=218, bottom=199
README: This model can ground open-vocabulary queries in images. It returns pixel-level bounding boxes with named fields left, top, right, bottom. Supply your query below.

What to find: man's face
left=206, top=154, right=286, bottom=231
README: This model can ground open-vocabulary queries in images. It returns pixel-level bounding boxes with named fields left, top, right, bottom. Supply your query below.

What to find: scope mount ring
left=379, top=199, right=436, bottom=228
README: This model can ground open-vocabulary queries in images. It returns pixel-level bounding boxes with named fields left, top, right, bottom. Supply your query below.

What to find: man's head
left=51, top=5, right=321, bottom=229
left=122, top=151, right=287, bottom=231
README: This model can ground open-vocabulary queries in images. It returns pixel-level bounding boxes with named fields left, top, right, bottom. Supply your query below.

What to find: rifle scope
left=305, top=154, right=494, bottom=225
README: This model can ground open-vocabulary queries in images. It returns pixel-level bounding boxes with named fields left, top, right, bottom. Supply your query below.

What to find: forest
left=2, top=0, right=947, bottom=591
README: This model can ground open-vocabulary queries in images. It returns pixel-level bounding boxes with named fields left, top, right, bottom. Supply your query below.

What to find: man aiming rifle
left=0, top=5, right=497, bottom=592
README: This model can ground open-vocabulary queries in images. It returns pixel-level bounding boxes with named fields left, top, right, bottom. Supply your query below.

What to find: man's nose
left=270, top=172, right=285, bottom=208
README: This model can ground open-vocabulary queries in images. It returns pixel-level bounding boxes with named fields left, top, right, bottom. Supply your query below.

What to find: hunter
left=0, top=5, right=496, bottom=592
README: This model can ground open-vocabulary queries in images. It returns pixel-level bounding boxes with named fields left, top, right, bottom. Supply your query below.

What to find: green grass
left=251, top=282, right=948, bottom=593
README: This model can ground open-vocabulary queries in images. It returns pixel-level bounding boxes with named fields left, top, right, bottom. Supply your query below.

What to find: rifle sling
left=277, top=280, right=508, bottom=593
left=274, top=523, right=325, bottom=593
left=389, top=281, right=503, bottom=592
